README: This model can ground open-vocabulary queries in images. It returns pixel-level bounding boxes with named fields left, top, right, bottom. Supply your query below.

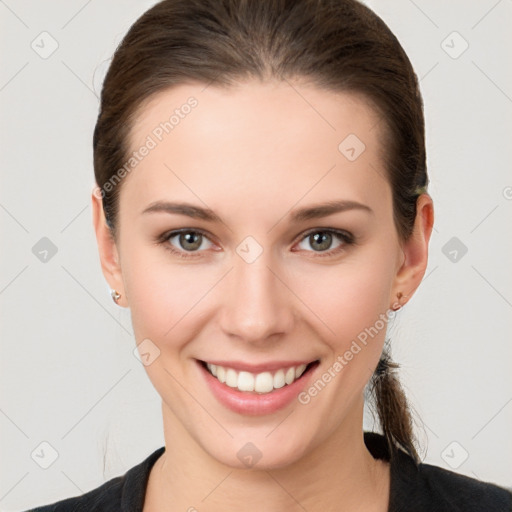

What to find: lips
left=202, top=359, right=315, bottom=374
left=197, top=358, right=320, bottom=415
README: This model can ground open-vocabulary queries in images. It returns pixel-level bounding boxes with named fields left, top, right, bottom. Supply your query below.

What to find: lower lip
left=197, top=360, right=318, bottom=416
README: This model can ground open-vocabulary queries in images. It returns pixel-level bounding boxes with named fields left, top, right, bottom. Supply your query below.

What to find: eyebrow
left=141, top=199, right=373, bottom=223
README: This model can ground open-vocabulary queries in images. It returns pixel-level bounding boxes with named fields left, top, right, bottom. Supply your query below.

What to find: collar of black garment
left=120, top=431, right=414, bottom=511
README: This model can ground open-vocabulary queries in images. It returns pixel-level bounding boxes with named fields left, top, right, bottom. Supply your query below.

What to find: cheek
left=292, top=255, right=395, bottom=425
left=121, top=245, right=213, bottom=343
left=295, top=251, right=395, bottom=346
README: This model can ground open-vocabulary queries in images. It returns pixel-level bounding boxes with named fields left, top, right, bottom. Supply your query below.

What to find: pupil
left=312, top=232, right=331, bottom=251
left=182, top=232, right=201, bottom=250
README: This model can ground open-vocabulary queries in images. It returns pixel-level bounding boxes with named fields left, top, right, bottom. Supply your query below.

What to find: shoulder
left=417, top=462, right=511, bottom=510
left=364, top=432, right=512, bottom=512
left=24, top=446, right=165, bottom=512
left=391, top=448, right=512, bottom=512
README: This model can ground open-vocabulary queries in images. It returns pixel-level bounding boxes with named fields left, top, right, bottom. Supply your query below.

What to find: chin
left=197, top=421, right=319, bottom=471
left=212, top=439, right=310, bottom=471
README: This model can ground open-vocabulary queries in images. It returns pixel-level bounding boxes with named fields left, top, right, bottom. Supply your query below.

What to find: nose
left=218, top=249, right=296, bottom=345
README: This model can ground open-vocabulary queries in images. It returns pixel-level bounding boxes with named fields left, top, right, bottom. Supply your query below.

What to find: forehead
left=122, top=80, right=391, bottom=219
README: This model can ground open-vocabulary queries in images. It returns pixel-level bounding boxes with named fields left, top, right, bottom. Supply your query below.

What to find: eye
left=156, top=227, right=355, bottom=259
left=294, top=228, right=355, bottom=257
left=157, top=229, right=215, bottom=259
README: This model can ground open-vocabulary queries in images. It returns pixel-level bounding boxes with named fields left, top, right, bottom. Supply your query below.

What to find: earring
left=110, top=289, right=121, bottom=303
left=391, top=292, right=408, bottom=311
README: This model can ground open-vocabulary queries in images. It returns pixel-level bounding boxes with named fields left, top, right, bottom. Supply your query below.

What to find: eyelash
left=156, top=227, right=356, bottom=260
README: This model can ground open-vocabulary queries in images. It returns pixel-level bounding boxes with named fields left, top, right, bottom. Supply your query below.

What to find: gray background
left=1, top=0, right=511, bottom=510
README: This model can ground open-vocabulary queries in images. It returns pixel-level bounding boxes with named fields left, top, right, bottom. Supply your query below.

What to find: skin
left=92, top=80, right=434, bottom=512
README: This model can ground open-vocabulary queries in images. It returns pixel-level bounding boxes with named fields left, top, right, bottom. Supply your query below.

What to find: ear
left=91, top=186, right=126, bottom=307
left=390, top=193, right=434, bottom=309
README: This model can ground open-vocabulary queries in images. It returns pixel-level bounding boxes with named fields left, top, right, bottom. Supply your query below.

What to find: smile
left=197, top=358, right=320, bottom=415
left=204, top=361, right=312, bottom=394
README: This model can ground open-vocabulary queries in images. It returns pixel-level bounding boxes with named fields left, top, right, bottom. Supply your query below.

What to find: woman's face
left=94, top=80, right=429, bottom=469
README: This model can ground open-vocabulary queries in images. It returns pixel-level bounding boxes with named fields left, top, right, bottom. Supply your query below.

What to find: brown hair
left=94, top=0, right=427, bottom=463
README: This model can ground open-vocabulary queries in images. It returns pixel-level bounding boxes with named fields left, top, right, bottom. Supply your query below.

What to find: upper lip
left=199, top=359, right=318, bottom=373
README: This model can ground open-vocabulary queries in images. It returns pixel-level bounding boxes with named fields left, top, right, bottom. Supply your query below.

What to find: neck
left=145, top=400, right=390, bottom=512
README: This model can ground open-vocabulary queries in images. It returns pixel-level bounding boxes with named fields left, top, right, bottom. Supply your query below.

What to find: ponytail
left=368, top=344, right=420, bottom=463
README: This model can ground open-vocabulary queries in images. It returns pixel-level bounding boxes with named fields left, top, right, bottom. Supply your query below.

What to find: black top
left=25, top=432, right=512, bottom=511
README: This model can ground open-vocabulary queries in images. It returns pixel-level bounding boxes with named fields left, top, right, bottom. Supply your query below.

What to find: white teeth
left=216, top=365, right=226, bottom=383
left=295, top=364, right=307, bottom=379
left=255, top=372, right=274, bottom=393
left=205, top=362, right=312, bottom=394
left=225, top=368, right=238, bottom=388
left=238, top=371, right=255, bottom=392
left=273, top=369, right=285, bottom=389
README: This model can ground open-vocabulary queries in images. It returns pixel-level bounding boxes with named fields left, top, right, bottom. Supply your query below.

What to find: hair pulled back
left=94, top=0, right=428, bottom=463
